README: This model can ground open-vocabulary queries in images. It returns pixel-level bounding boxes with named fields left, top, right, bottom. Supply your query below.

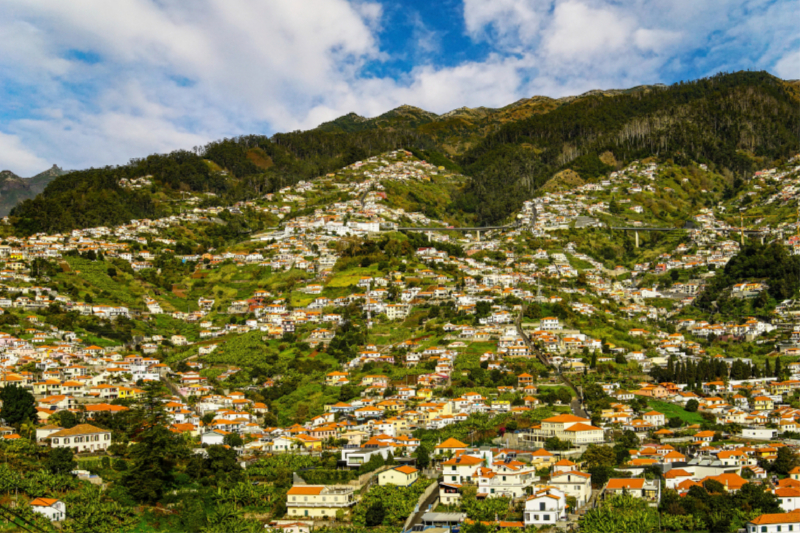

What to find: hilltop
left=0, top=164, right=66, bottom=216
left=7, top=71, right=800, bottom=236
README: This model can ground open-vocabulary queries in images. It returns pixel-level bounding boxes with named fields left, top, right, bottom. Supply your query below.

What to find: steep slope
left=0, top=165, right=65, bottom=216
left=317, top=85, right=666, bottom=156
left=454, top=71, right=800, bottom=224
left=9, top=71, right=799, bottom=235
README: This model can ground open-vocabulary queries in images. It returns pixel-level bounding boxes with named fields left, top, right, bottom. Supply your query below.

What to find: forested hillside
left=0, top=165, right=65, bottom=216
left=10, top=129, right=446, bottom=235
left=455, top=71, right=800, bottom=224
left=9, top=71, right=800, bottom=235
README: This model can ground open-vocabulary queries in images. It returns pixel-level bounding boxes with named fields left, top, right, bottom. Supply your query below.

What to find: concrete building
left=286, top=485, right=355, bottom=519
left=30, top=498, right=65, bottom=521
left=378, top=465, right=419, bottom=487
left=47, top=424, right=111, bottom=453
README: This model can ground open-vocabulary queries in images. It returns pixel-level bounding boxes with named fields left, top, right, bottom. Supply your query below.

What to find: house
left=442, top=454, right=484, bottom=483
left=201, top=430, right=228, bottom=446
left=747, top=511, right=800, bottom=533
left=286, top=485, right=355, bottom=519
left=47, top=424, right=111, bottom=453
left=642, top=411, right=666, bottom=427
left=540, top=317, right=561, bottom=331
left=378, top=465, right=419, bottom=487
left=29, top=498, right=66, bottom=521
left=435, top=437, right=468, bottom=456
left=775, top=487, right=800, bottom=512
left=548, top=470, right=592, bottom=505
left=524, top=488, right=567, bottom=526
left=341, top=447, right=394, bottom=468
left=753, top=396, right=774, bottom=411
left=439, top=482, right=462, bottom=505
left=604, top=478, right=658, bottom=501
left=526, top=414, right=604, bottom=445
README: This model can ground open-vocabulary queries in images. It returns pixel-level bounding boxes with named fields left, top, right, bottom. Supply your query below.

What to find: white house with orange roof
left=527, top=414, right=605, bottom=445
left=30, top=498, right=66, bottom=521
left=524, top=487, right=567, bottom=526
left=549, top=470, right=592, bottom=505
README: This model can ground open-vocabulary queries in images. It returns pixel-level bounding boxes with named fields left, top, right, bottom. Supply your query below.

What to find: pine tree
left=765, top=359, right=772, bottom=378
left=775, top=357, right=782, bottom=378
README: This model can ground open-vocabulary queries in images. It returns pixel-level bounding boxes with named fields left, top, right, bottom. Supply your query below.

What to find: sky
left=0, top=0, right=798, bottom=175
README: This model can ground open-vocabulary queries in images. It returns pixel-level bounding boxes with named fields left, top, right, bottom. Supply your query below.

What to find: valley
left=0, top=72, right=798, bottom=533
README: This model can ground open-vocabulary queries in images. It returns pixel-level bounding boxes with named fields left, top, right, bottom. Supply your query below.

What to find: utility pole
left=740, top=214, right=744, bottom=246
left=366, top=280, right=372, bottom=340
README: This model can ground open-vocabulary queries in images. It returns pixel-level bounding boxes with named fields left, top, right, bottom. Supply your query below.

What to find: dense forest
left=454, top=71, right=800, bottom=223
left=10, top=129, right=444, bottom=235
left=694, top=241, right=800, bottom=313
left=9, top=71, right=800, bottom=234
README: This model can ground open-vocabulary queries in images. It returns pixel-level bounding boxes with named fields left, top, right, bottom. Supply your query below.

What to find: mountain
left=454, top=71, right=800, bottom=224
left=9, top=71, right=800, bottom=235
left=0, top=164, right=66, bottom=216
left=317, top=85, right=667, bottom=155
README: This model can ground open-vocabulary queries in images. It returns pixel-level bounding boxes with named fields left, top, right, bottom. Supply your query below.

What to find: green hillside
left=9, top=71, right=800, bottom=235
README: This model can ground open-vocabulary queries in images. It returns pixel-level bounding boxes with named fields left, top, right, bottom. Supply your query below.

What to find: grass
left=647, top=399, right=704, bottom=424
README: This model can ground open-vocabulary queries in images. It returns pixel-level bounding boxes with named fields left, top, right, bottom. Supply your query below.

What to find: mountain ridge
left=7, top=71, right=800, bottom=235
left=0, top=164, right=67, bottom=216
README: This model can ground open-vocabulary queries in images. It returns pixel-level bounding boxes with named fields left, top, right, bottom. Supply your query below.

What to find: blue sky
left=0, top=0, right=797, bottom=175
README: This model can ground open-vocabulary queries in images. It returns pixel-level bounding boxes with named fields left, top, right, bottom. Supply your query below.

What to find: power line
left=0, top=504, right=53, bottom=533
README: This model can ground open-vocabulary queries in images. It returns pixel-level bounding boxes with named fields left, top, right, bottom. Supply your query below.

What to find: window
left=543, top=515, right=550, bottom=521
left=539, top=503, right=545, bottom=511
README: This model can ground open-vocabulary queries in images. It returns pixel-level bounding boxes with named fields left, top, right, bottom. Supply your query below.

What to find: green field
left=647, top=399, right=704, bottom=424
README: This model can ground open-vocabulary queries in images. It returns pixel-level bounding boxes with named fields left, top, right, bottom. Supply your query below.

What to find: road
left=571, top=397, right=589, bottom=419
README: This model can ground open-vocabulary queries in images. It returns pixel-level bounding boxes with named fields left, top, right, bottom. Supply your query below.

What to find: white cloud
left=775, top=50, right=800, bottom=80
left=0, top=131, right=49, bottom=175
left=0, top=0, right=794, bottom=174
left=462, top=0, right=549, bottom=46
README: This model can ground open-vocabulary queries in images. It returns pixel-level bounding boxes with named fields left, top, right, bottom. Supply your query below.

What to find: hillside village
left=2, top=149, right=800, bottom=532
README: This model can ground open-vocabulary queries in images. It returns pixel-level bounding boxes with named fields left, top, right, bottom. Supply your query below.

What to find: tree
left=613, top=430, right=639, bottom=464
left=685, top=399, right=699, bottom=412
left=122, top=427, right=176, bottom=502
left=773, top=446, right=799, bottom=476
left=703, top=479, right=725, bottom=493
left=52, top=410, right=79, bottom=429
left=47, top=447, right=77, bottom=475
left=544, top=437, right=571, bottom=451
left=0, top=384, right=37, bottom=427
left=582, top=445, right=617, bottom=470
left=122, top=404, right=187, bottom=505
left=667, top=417, right=683, bottom=428
left=223, top=433, right=244, bottom=448
left=415, top=446, right=431, bottom=469
left=581, top=494, right=658, bottom=533
left=365, top=500, right=385, bottom=527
